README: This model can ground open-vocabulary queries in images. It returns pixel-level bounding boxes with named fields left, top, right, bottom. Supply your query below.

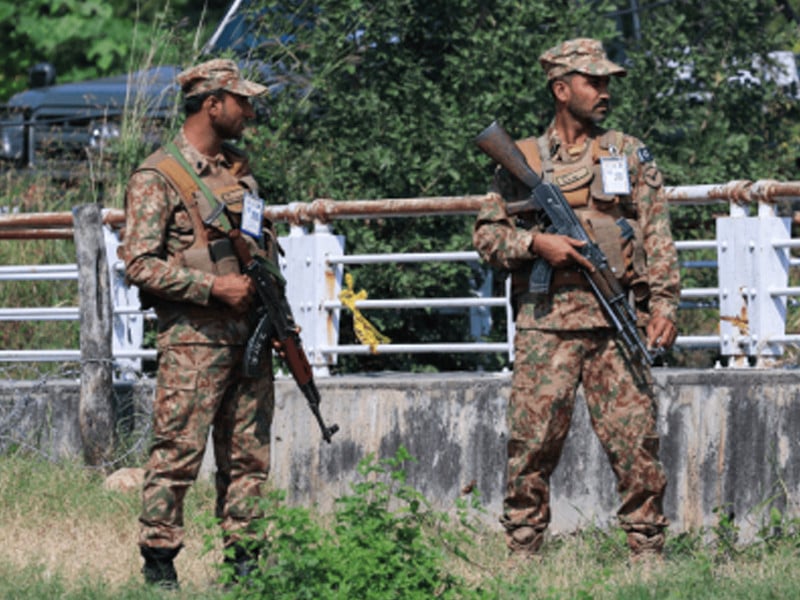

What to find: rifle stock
left=475, top=121, right=542, bottom=216
left=229, top=229, right=339, bottom=443
left=475, top=121, right=657, bottom=374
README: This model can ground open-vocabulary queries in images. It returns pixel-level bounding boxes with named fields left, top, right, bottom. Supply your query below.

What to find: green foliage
left=0, top=1, right=230, bottom=101
left=242, top=0, right=617, bottom=372
left=229, top=0, right=800, bottom=372
left=212, top=446, right=478, bottom=598
left=2, top=1, right=800, bottom=371
left=610, top=0, right=800, bottom=183
left=7, top=452, right=800, bottom=597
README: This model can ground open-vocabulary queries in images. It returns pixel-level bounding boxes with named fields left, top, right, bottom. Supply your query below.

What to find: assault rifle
left=475, top=120, right=658, bottom=372
left=229, top=230, right=339, bottom=443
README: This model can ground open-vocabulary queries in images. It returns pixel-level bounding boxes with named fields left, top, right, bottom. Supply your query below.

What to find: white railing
left=0, top=181, right=798, bottom=373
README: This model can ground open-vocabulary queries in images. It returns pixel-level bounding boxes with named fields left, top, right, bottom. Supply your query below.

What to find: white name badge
left=241, top=192, right=265, bottom=238
left=600, top=156, right=631, bottom=195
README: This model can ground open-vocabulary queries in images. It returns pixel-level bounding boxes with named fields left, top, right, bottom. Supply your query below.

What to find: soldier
left=473, top=38, right=680, bottom=560
left=122, top=58, right=275, bottom=588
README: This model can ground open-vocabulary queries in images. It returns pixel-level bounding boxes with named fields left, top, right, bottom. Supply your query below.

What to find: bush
left=212, top=446, right=480, bottom=599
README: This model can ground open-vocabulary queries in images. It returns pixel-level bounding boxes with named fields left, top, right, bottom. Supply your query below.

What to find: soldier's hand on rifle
left=647, top=315, right=677, bottom=350
left=211, top=273, right=255, bottom=313
left=532, top=233, right=596, bottom=272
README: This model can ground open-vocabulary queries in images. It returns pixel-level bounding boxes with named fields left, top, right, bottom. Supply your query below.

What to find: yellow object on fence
left=338, top=273, right=391, bottom=354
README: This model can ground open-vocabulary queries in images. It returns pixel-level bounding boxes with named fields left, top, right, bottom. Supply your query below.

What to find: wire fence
left=0, top=181, right=799, bottom=464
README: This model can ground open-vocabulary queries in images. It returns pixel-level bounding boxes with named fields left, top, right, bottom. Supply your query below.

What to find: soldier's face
left=210, top=92, right=255, bottom=139
left=561, top=73, right=611, bottom=125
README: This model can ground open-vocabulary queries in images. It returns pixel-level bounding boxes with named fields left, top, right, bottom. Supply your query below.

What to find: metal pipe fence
left=0, top=179, right=798, bottom=373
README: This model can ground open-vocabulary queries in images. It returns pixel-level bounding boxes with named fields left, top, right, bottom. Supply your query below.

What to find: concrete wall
left=2, top=369, right=799, bottom=540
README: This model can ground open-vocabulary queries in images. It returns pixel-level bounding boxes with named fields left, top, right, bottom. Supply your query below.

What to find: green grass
left=2, top=450, right=800, bottom=599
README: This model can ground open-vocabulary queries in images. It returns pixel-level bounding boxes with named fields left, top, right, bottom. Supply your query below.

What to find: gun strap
left=163, top=142, right=233, bottom=233
left=154, top=154, right=211, bottom=250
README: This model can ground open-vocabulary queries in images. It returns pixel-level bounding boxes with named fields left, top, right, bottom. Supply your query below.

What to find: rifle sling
left=162, top=142, right=234, bottom=233
left=155, top=154, right=210, bottom=251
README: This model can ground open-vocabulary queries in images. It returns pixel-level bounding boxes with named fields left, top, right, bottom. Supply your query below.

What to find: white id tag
left=600, top=156, right=631, bottom=195
left=241, top=192, right=265, bottom=238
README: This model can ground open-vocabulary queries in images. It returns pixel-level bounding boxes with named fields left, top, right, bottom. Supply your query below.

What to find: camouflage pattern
left=539, top=38, right=626, bottom=81
left=123, top=129, right=275, bottom=551
left=473, top=121, right=679, bottom=555
left=177, top=58, right=269, bottom=98
left=139, top=343, right=273, bottom=549
left=475, top=122, right=680, bottom=331
left=503, top=329, right=668, bottom=539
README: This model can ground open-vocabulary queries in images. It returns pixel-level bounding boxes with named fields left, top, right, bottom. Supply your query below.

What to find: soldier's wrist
left=529, top=232, right=540, bottom=255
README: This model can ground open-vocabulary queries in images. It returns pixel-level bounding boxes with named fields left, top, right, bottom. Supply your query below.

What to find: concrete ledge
left=2, top=368, right=799, bottom=540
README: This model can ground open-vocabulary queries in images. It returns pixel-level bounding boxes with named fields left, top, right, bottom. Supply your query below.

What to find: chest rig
left=146, top=142, right=265, bottom=277
left=516, top=130, right=648, bottom=296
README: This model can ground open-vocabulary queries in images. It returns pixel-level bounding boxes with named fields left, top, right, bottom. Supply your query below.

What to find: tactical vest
left=516, top=130, right=648, bottom=298
left=139, top=144, right=263, bottom=278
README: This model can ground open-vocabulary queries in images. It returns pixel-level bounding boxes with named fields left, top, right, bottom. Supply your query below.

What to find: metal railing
left=0, top=180, right=798, bottom=373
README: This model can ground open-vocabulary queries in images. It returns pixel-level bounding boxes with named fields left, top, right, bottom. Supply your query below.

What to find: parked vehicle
left=0, top=0, right=266, bottom=178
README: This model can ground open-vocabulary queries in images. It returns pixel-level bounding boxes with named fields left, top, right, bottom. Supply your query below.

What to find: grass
left=0, top=454, right=221, bottom=599
left=1, top=452, right=800, bottom=599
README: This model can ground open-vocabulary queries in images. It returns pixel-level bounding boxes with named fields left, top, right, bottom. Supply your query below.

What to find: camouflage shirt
left=122, top=129, right=270, bottom=346
left=473, top=122, right=680, bottom=330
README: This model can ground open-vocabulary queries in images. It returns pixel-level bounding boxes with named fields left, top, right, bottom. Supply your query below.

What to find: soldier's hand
left=647, top=316, right=677, bottom=350
left=532, top=233, right=595, bottom=272
left=211, top=273, right=255, bottom=313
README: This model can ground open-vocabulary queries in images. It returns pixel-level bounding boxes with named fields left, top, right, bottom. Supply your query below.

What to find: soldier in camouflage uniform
left=473, top=39, right=680, bottom=560
left=122, top=59, right=274, bottom=588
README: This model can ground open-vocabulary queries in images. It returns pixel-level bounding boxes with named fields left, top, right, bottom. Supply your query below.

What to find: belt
left=154, top=299, right=229, bottom=320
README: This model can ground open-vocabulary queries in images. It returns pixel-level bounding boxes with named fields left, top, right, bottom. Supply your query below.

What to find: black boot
left=141, top=545, right=180, bottom=590
left=223, top=543, right=259, bottom=583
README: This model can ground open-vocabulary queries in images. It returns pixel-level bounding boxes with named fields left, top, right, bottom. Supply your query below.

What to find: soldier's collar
left=544, top=122, right=607, bottom=159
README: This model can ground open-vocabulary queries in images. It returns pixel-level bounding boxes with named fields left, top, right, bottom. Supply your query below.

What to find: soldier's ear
left=551, top=78, right=571, bottom=102
left=204, top=92, right=225, bottom=114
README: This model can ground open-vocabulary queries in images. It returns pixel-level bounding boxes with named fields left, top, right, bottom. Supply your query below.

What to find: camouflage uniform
left=122, top=59, right=273, bottom=559
left=473, top=39, right=680, bottom=556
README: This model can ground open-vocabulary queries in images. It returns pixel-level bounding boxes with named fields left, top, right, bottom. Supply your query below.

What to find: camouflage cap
left=177, top=58, right=268, bottom=98
left=539, top=38, right=626, bottom=81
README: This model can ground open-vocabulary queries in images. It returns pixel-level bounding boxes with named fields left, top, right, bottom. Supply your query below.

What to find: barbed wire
left=0, top=360, right=155, bottom=471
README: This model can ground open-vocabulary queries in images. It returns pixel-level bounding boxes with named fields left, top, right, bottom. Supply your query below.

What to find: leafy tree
left=0, top=0, right=231, bottom=101
left=243, top=0, right=618, bottom=372
left=3, top=0, right=798, bottom=371
left=232, top=0, right=799, bottom=372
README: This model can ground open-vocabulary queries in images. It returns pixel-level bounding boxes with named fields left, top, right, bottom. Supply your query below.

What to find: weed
left=210, top=446, right=479, bottom=599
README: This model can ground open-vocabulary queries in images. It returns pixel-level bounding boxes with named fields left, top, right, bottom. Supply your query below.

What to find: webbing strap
left=163, top=142, right=233, bottom=232
left=153, top=155, right=209, bottom=249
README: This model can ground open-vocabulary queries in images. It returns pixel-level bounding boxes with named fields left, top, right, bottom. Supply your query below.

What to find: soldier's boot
left=224, top=543, right=260, bottom=583
left=627, top=530, right=665, bottom=564
left=141, top=545, right=180, bottom=590
left=505, top=525, right=545, bottom=562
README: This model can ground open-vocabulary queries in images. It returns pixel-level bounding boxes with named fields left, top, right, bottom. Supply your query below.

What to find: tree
left=0, top=0, right=231, bottom=102
left=240, top=0, right=618, bottom=371
left=236, top=0, right=798, bottom=372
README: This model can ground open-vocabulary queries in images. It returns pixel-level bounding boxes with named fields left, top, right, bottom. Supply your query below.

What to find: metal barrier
left=0, top=180, right=798, bottom=373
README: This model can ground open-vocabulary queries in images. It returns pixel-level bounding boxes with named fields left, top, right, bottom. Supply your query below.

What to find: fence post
left=717, top=201, right=790, bottom=366
left=73, top=203, right=115, bottom=467
left=751, top=201, right=790, bottom=365
left=279, top=222, right=345, bottom=376
left=102, top=223, right=143, bottom=379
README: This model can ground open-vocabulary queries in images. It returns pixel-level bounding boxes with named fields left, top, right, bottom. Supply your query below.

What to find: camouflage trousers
left=503, top=327, right=668, bottom=541
left=139, top=343, right=274, bottom=551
